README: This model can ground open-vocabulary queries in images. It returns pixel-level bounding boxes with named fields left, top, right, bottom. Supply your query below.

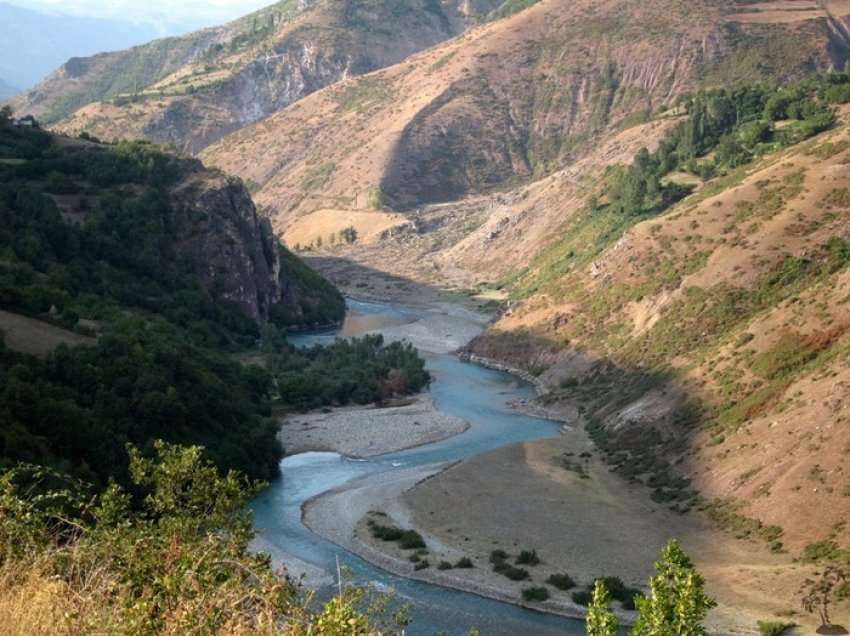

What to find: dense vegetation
left=605, top=71, right=848, bottom=220
left=507, top=68, right=850, bottom=299
left=0, top=116, right=424, bottom=487
left=0, top=442, right=402, bottom=635
left=0, top=120, right=261, bottom=346
left=270, top=334, right=430, bottom=410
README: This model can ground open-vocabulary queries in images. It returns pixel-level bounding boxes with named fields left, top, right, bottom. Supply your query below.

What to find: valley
left=4, top=0, right=850, bottom=634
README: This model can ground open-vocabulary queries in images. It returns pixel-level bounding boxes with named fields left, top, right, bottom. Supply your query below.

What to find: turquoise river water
left=250, top=300, right=590, bottom=635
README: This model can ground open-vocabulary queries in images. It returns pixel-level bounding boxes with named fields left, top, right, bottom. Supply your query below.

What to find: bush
left=546, top=573, right=576, bottom=590
left=455, top=557, right=474, bottom=569
left=522, top=587, right=550, bottom=602
left=493, top=561, right=530, bottom=581
left=367, top=522, right=425, bottom=550
left=437, top=561, right=453, bottom=570
left=399, top=530, right=427, bottom=550
left=516, top=549, right=541, bottom=566
left=595, top=576, right=642, bottom=609
left=490, top=549, right=508, bottom=564
left=414, top=560, right=430, bottom=571
left=368, top=522, right=404, bottom=542
left=757, top=621, right=794, bottom=636
left=572, top=589, right=593, bottom=606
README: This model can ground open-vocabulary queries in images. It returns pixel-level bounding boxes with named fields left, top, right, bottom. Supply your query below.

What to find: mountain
left=25, top=0, right=513, bottom=153
left=197, top=0, right=850, bottom=564
left=0, top=78, right=17, bottom=100
left=199, top=0, right=850, bottom=239
left=0, top=2, right=159, bottom=92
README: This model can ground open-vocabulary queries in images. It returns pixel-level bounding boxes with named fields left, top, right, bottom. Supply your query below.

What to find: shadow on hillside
left=304, top=253, right=702, bottom=507
left=300, top=254, right=476, bottom=306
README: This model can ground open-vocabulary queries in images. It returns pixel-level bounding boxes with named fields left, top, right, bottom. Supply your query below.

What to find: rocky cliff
left=169, top=167, right=283, bottom=323
left=16, top=0, right=511, bottom=154
left=167, top=158, right=343, bottom=326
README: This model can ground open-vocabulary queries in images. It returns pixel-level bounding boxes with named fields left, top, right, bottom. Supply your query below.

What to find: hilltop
left=16, top=0, right=522, bottom=153
left=200, top=0, right=850, bottom=242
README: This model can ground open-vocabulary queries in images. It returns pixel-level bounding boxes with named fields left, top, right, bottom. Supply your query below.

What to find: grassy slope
left=0, top=309, right=94, bottom=357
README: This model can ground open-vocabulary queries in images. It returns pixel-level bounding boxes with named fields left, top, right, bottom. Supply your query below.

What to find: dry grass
left=283, top=208, right=410, bottom=248
left=0, top=310, right=94, bottom=357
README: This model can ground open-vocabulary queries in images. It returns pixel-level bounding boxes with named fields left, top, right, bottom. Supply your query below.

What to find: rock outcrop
left=170, top=168, right=282, bottom=323
left=162, top=156, right=342, bottom=327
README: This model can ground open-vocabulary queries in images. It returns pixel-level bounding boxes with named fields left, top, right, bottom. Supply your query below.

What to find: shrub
left=516, top=549, right=541, bottom=566
left=367, top=523, right=426, bottom=550
left=572, top=589, right=593, bottom=606
left=494, top=562, right=530, bottom=581
left=547, top=573, right=576, bottom=590
left=594, top=576, right=642, bottom=610
left=490, top=549, right=508, bottom=564
left=801, top=540, right=850, bottom=563
left=757, top=621, right=795, bottom=636
left=399, top=530, right=426, bottom=550
left=414, top=560, right=430, bottom=571
left=368, top=522, right=404, bottom=542
left=437, top=561, right=453, bottom=570
left=522, top=587, right=550, bottom=602
left=455, top=557, right=474, bottom=569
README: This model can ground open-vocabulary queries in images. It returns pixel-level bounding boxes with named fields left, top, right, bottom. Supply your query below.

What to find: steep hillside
left=25, top=0, right=508, bottom=153
left=202, top=0, right=850, bottom=237
left=462, top=103, right=850, bottom=560
left=0, top=120, right=344, bottom=485
left=0, top=126, right=342, bottom=332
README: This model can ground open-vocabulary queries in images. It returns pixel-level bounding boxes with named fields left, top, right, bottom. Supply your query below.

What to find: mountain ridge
left=0, top=2, right=160, bottom=91
left=19, top=0, right=514, bottom=153
left=199, top=0, right=850, bottom=240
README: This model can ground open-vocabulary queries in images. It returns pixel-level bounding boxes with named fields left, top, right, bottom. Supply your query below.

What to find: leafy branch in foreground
left=586, top=578, right=619, bottom=636
left=0, top=441, right=402, bottom=635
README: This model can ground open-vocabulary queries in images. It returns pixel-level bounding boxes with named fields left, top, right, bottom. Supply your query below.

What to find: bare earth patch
left=283, top=209, right=411, bottom=248
left=0, top=310, right=94, bottom=357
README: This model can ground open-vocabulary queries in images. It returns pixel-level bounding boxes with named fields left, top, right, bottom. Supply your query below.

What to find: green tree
left=587, top=579, right=619, bottom=636
left=630, top=540, right=716, bottom=636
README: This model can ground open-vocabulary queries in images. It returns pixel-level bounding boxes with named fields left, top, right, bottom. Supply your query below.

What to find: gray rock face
left=169, top=167, right=283, bottom=323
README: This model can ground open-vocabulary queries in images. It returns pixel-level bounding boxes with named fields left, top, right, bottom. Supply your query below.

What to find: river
left=250, top=300, right=589, bottom=635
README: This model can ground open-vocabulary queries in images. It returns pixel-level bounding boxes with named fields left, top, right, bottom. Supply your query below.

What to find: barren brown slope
left=463, top=111, right=850, bottom=561
left=202, top=0, right=850, bottom=233
left=44, top=0, right=508, bottom=154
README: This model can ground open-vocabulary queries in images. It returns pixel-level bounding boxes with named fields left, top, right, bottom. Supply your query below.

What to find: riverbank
left=278, top=394, right=470, bottom=458
left=301, top=453, right=629, bottom=625
left=302, top=428, right=799, bottom=635
left=270, top=291, right=831, bottom=635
